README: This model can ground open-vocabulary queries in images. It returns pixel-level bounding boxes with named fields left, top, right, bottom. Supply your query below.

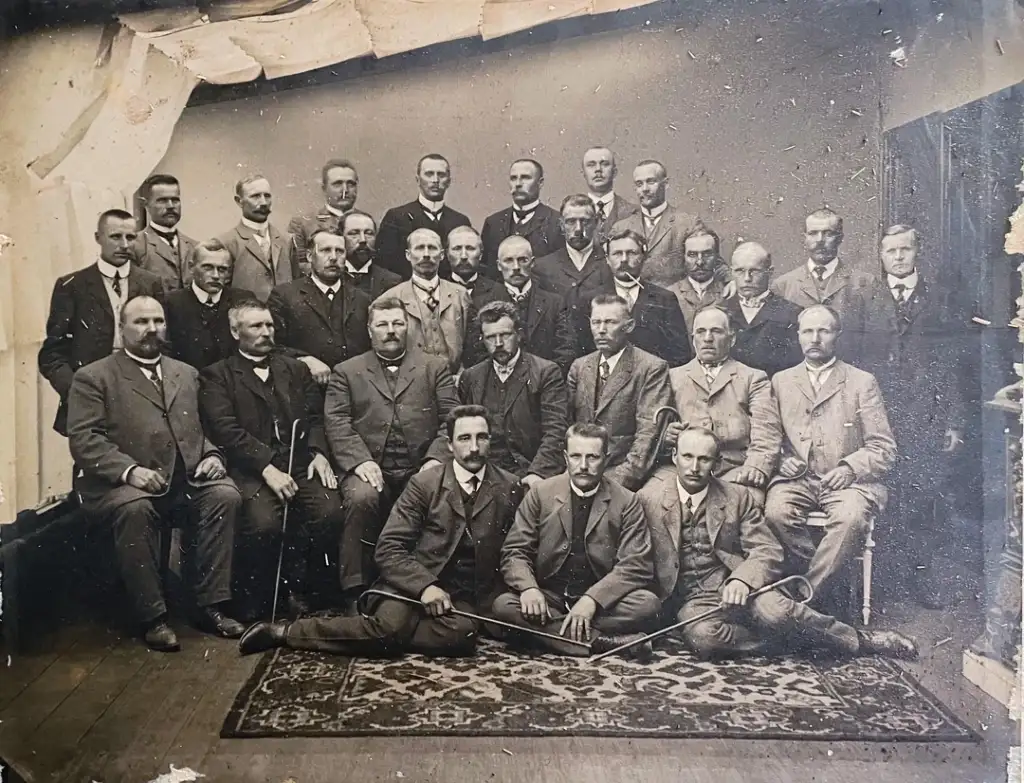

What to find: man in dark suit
left=447, top=225, right=503, bottom=368
left=39, top=209, right=165, bottom=436
left=164, top=238, right=255, bottom=369
left=199, top=300, right=344, bottom=620
left=267, top=229, right=371, bottom=386
left=340, top=210, right=402, bottom=299
left=239, top=406, right=522, bottom=657
left=67, top=295, right=244, bottom=651
left=669, top=223, right=728, bottom=337
left=133, top=173, right=196, bottom=290
left=288, top=158, right=359, bottom=278
left=581, top=146, right=640, bottom=239
left=459, top=301, right=568, bottom=486
left=324, top=297, right=459, bottom=611
left=567, top=294, right=673, bottom=491
left=480, top=159, right=562, bottom=277
left=493, top=422, right=660, bottom=658
left=377, top=153, right=471, bottom=279
left=638, top=427, right=916, bottom=660
left=721, top=241, right=803, bottom=378
left=567, top=228, right=691, bottom=367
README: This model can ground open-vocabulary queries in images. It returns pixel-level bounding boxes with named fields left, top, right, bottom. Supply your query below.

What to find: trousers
left=339, top=469, right=414, bottom=591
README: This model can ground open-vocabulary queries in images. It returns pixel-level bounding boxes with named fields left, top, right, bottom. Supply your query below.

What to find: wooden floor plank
left=0, top=623, right=93, bottom=712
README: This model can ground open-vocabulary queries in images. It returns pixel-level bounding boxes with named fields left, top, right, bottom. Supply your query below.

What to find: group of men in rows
left=38, top=147, right=967, bottom=661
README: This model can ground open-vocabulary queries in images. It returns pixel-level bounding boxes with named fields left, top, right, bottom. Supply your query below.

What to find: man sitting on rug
left=239, top=405, right=523, bottom=657
left=637, top=426, right=917, bottom=660
left=492, top=423, right=661, bottom=660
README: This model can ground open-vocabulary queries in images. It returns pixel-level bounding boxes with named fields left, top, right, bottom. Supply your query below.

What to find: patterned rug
left=221, top=639, right=979, bottom=741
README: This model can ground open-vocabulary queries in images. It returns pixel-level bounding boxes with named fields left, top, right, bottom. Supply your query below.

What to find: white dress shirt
left=698, top=360, right=726, bottom=385
left=676, top=480, right=709, bottom=513
left=614, top=279, right=641, bottom=310
left=688, top=276, right=714, bottom=299
left=599, top=346, right=626, bottom=376
left=418, top=194, right=445, bottom=216
left=150, top=224, right=179, bottom=250
left=805, top=356, right=838, bottom=390
left=346, top=260, right=373, bottom=275
left=513, top=199, right=540, bottom=223
left=242, top=216, right=271, bottom=253
left=324, top=203, right=346, bottom=218
left=240, top=349, right=270, bottom=382
left=311, top=274, right=341, bottom=298
left=807, top=257, right=840, bottom=281
left=97, top=258, right=130, bottom=348
left=589, top=192, right=615, bottom=218
left=453, top=460, right=486, bottom=494
left=887, top=270, right=919, bottom=299
left=192, top=280, right=222, bottom=306
left=505, top=280, right=532, bottom=301
left=738, top=289, right=771, bottom=323
left=493, top=349, right=521, bottom=383
left=566, top=243, right=595, bottom=272
left=410, top=274, right=441, bottom=304
left=641, top=202, right=668, bottom=233
left=570, top=479, right=600, bottom=498
left=451, top=272, right=479, bottom=288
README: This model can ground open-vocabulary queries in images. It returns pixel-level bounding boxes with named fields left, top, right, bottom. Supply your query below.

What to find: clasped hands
left=777, top=456, right=856, bottom=490
left=519, top=588, right=597, bottom=643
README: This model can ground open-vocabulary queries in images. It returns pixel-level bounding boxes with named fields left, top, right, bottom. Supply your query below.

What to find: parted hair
left=445, top=404, right=492, bottom=440
left=321, top=158, right=357, bottom=184
left=340, top=209, right=377, bottom=233
left=882, top=223, right=920, bottom=248
left=604, top=227, right=647, bottom=254
left=227, top=299, right=270, bottom=331
left=797, top=303, right=842, bottom=331
left=559, top=193, right=597, bottom=216
left=193, top=237, right=230, bottom=264
left=234, top=173, right=269, bottom=198
left=673, top=424, right=723, bottom=456
left=476, top=300, right=523, bottom=334
left=565, top=422, right=610, bottom=453
left=681, top=221, right=721, bottom=256
left=140, top=174, right=180, bottom=199
left=368, top=296, right=407, bottom=320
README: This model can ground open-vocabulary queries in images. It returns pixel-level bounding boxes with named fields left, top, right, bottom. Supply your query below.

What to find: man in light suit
left=133, top=173, right=196, bottom=290
left=580, top=146, right=640, bottom=239
left=217, top=174, right=294, bottom=302
left=340, top=210, right=402, bottom=300
left=67, top=295, right=244, bottom=652
left=324, top=297, right=458, bottom=611
left=669, top=222, right=728, bottom=336
left=638, top=427, right=916, bottom=660
left=567, top=294, right=672, bottom=491
left=481, top=159, right=562, bottom=276
left=610, top=160, right=699, bottom=288
left=764, top=304, right=897, bottom=607
left=288, top=158, right=359, bottom=278
left=376, top=228, right=472, bottom=375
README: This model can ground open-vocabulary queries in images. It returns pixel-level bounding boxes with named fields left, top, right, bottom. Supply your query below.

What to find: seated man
left=639, top=427, right=916, bottom=660
left=67, top=295, right=244, bottom=652
left=765, top=304, right=897, bottom=607
left=325, top=297, right=458, bottom=612
left=459, top=301, right=568, bottom=487
left=239, top=406, right=523, bottom=657
left=493, top=423, right=661, bottom=659
left=199, top=300, right=345, bottom=620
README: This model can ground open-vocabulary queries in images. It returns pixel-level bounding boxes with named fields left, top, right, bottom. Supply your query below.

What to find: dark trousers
left=236, top=473, right=344, bottom=617
left=109, top=482, right=240, bottom=624
left=339, top=468, right=414, bottom=591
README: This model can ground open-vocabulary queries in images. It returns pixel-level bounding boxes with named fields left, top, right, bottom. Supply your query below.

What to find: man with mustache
left=580, top=147, right=640, bottom=240
left=266, top=229, right=371, bottom=386
left=448, top=225, right=503, bottom=368
left=133, top=173, right=197, bottom=290
left=217, top=174, right=295, bottom=302
left=164, top=239, right=256, bottom=369
left=66, top=295, right=244, bottom=651
left=339, top=210, right=401, bottom=300
left=39, top=209, right=166, bottom=436
left=288, top=158, right=359, bottom=278
left=199, top=300, right=345, bottom=621
left=239, top=406, right=522, bottom=658
left=669, top=223, right=728, bottom=339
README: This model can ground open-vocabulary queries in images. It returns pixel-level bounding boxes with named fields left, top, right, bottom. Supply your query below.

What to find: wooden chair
left=805, top=511, right=875, bottom=626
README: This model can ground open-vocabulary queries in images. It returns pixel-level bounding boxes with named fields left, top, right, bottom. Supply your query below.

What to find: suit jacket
left=164, top=285, right=256, bottom=370
left=132, top=226, right=197, bottom=290
left=377, top=200, right=471, bottom=279
left=457, top=274, right=504, bottom=368
left=771, top=359, right=896, bottom=507
left=218, top=221, right=295, bottom=302
left=721, top=293, right=803, bottom=378
left=458, top=352, right=568, bottom=479
left=38, top=263, right=165, bottom=435
left=378, top=280, right=471, bottom=374
left=668, top=358, right=782, bottom=479
left=287, top=205, right=346, bottom=277
left=266, top=277, right=371, bottom=369
left=374, top=461, right=523, bottom=606
left=638, top=474, right=783, bottom=599
left=480, top=203, right=563, bottom=276
left=346, top=262, right=402, bottom=301
left=500, top=473, right=654, bottom=609
left=67, top=351, right=234, bottom=515
left=567, top=344, right=672, bottom=491
left=324, top=349, right=457, bottom=473
left=493, top=284, right=575, bottom=371
left=595, top=194, right=640, bottom=240
left=668, top=277, right=727, bottom=337
left=610, top=204, right=699, bottom=288
left=199, top=353, right=329, bottom=499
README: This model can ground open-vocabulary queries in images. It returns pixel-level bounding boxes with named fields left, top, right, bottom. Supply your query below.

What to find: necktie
left=595, top=201, right=607, bottom=221
left=326, top=288, right=336, bottom=303
left=596, top=358, right=611, bottom=398
left=254, top=230, right=270, bottom=256
left=513, top=209, right=534, bottom=224
left=809, top=369, right=822, bottom=392
left=202, top=295, right=216, bottom=309
left=813, top=266, right=826, bottom=283
left=414, top=281, right=439, bottom=310
left=680, top=496, right=693, bottom=526
left=892, top=283, right=907, bottom=303
left=137, top=362, right=162, bottom=394
left=381, top=357, right=402, bottom=374
left=508, top=287, right=528, bottom=304
left=467, top=475, right=479, bottom=495
left=109, top=275, right=123, bottom=298
left=156, top=230, right=178, bottom=250
left=251, top=358, right=270, bottom=371
left=424, top=207, right=441, bottom=222
left=703, top=365, right=717, bottom=387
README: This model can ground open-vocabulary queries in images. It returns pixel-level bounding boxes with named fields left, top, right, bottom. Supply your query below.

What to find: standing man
left=493, top=423, right=660, bottom=659
left=669, top=223, right=728, bottom=337
left=764, top=305, right=897, bottom=608
left=721, top=241, right=803, bottom=378
left=377, top=228, right=472, bottom=375
left=324, top=298, right=458, bottom=612
left=377, top=154, right=471, bottom=279
left=580, top=146, right=640, bottom=238
left=266, top=229, right=371, bottom=386
left=611, top=160, right=699, bottom=288
left=448, top=225, right=503, bottom=367
left=67, top=295, right=243, bottom=651
left=199, top=300, right=345, bottom=621
left=459, top=301, right=569, bottom=485
left=567, top=294, right=672, bottom=491
left=481, top=159, right=562, bottom=275
left=339, top=210, right=402, bottom=300
left=217, top=174, right=293, bottom=302
left=164, top=238, right=256, bottom=369
left=39, top=209, right=165, bottom=436
left=134, top=173, right=196, bottom=290
left=288, top=158, right=359, bottom=278
left=239, top=406, right=523, bottom=658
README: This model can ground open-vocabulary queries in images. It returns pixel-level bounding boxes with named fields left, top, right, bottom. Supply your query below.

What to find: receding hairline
left=447, top=225, right=481, bottom=244
left=407, top=227, right=443, bottom=248
left=497, top=234, right=533, bottom=257
left=797, top=304, right=842, bottom=330
left=731, top=241, right=772, bottom=267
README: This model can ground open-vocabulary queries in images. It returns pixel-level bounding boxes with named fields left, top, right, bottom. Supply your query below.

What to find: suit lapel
left=160, top=357, right=182, bottom=408
left=443, top=462, right=468, bottom=521
left=300, top=279, right=333, bottom=327
left=554, top=477, right=573, bottom=541
left=661, top=479, right=682, bottom=553
left=595, top=345, right=634, bottom=416
left=498, top=359, right=529, bottom=418
left=470, top=468, right=497, bottom=520
left=117, top=352, right=164, bottom=409
left=436, top=281, right=456, bottom=315
left=584, top=482, right=611, bottom=539
left=791, top=364, right=816, bottom=403
left=812, top=362, right=846, bottom=408
left=704, top=481, right=726, bottom=548
left=685, top=359, right=709, bottom=392
left=82, top=265, right=116, bottom=324
left=233, top=356, right=272, bottom=405
left=821, top=266, right=851, bottom=302
left=899, top=278, right=928, bottom=330
left=707, top=360, right=737, bottom=398
left=238, top=225, right=273, bottom=273
left=363, top=356, right=395, bottom=402
left=646, top=209, right=672, bottom=250
left=397, top=283, right=424, bottom=324
left=392, top=353, right=417, bottom=400
left=797, top=266, right=819, bottom=303
left=148, top=230, right=179, bottom=271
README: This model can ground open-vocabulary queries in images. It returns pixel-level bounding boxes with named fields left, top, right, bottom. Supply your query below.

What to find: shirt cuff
left=120, top=465, right=137, bottom=484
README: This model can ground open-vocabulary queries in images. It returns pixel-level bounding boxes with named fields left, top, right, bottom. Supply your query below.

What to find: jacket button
left=327, top=338, right=334, bottom=344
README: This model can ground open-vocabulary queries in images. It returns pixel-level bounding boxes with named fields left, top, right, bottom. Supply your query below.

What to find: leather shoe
left=591, top=633, right=655, bottom=663
left=144, top=621, right=181, bottom=653
left=857, top=629, right=919, bottom=660
left=195, top=607, right=246, bottom=639
left=239, top=621, right=288, bottom=655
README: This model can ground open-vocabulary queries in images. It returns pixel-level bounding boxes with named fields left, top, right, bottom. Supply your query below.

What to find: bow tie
left=513, top=208, right=534, bottom=221
left=248, top=358, right=270, bottom=371
left=153, top=229, right=178, bottom=240
left=378, top=355, right=404, bottom=372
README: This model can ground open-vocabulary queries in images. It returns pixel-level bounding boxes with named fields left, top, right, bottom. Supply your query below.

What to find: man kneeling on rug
left=239, top=405, right=523, bottom=656
left=492, top=423, right=662, bottom=660
left=637, top=426, right=917, bottom=660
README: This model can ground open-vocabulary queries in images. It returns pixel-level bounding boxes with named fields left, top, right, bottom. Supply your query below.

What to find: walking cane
left=270, top=419, right=302, bottom=624
left=589, top=574, right=814, bottom=663
left=360, top=589, right=592, bottom=649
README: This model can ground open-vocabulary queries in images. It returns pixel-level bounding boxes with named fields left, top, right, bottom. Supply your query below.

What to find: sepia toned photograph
left=0, top=0, right=1021, bottom=780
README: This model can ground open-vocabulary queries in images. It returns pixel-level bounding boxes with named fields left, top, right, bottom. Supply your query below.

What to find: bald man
left=580, top=146, right=640, bottom=239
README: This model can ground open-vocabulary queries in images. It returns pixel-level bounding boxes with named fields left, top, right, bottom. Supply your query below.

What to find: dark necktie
left=813, top=266, right=826, bottom=284
left=136, top=362, right=162, bottom=395
left=250, top=358, right=270, bottom=381
left=508, top=287, right=528, bottom=304
left=326, top=288, right=336, bottom=303
left=414, top=281, right=439, bottom=310
left=596, top=358, right=611, bottom=399
left=680, top=496, right=693, bottom=527
left=892, top=283, right=907, bottom=304
left=108, top=275, right=123, bottom=298
left=466, top=475, right=479, bottom=495
left=513, top=208, right=534, bottom=224
left=595, top=201, right=607, bottom=221
left=380, top=356, right=402, bottom=374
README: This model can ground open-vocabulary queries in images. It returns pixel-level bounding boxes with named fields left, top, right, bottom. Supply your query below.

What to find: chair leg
left=862, top=522, right=875, bottom=626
